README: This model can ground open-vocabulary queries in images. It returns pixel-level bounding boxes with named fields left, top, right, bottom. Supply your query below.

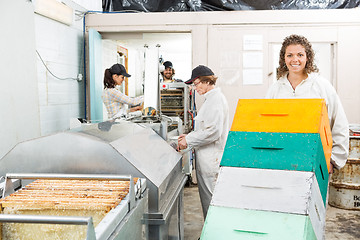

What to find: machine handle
left=4, top=173, right=132, bottom=181
left=0, top=214, right=92, bottom=224
left=0, top=214, right=96, bottom=240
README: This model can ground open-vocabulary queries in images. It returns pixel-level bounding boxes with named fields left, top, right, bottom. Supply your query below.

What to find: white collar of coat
left=204, top=87, right=220, bottom=99
left=278, top=72, right=318, bottom=85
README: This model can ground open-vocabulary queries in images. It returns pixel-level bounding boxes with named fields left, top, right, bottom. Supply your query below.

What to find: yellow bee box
left=231, top=99, right=332, bottom=170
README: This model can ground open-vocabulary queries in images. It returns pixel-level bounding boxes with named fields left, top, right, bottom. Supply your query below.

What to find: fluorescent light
left=34, top=0, right=74, bottom=26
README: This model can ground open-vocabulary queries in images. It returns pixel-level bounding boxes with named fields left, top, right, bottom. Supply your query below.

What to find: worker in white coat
left=266, top=34, right=349, bottom=172
left=178, top=65, right=229, bottom=219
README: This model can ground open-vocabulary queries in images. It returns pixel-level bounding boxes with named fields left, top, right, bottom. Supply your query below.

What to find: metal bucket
left=329, top=136, right=360, bottom=210
left=349, top=136, right=360, bottom=158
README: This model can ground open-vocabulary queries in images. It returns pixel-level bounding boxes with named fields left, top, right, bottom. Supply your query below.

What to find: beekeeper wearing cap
left=178, top=65, right=229, bottom=219
left=160, top=61, right=182, bottom=83
left=102, top=63, right=144, bottom=119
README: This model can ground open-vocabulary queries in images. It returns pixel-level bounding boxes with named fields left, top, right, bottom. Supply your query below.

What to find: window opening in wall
left=98, top=32, right=192, bottom=121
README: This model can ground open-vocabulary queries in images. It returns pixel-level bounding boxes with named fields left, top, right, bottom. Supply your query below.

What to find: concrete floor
left=184, top=184, right=360, bottom=240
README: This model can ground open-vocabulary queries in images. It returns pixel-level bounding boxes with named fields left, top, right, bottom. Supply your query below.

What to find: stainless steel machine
left=159, top=82, right=194, bottom=178
left=0, top=121, right=187, bottom=240
left=160, top=82, right=192, bottom=133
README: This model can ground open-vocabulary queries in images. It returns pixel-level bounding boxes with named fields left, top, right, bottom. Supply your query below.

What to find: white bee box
left=211, top=167, right=326, bottom=240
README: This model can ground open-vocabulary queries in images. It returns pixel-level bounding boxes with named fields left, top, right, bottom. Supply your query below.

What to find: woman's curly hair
left=276, top=34, right=318, bottom=80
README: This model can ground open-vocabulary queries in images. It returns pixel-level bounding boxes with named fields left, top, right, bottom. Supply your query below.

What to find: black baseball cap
left=163, top=61, right=173, bottom=69
left=109, top=63, right=131, bottom=77
left=185, top=65, right=214, bottom=84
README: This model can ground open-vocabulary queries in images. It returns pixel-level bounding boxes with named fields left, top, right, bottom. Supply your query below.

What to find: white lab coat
left=185, top=87, right=229, bottom=219
left=266, top=73, right=349, bottom=169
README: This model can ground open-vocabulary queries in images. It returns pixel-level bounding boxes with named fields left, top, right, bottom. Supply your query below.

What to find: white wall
left=35, top=0, right=102, bottom=135
left=0, top=0, right=102, bottom=159
left=86, top=9, right=360, bottom=125
left=0, top=0, right=40, bottom=159
left=35, top=13, right=85, bottom=135
left=206, top=25, right=347, bottom=125
left=72, top=0, right=101, bottom=10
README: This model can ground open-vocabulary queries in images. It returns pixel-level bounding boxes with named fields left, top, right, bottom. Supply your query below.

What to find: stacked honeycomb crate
left=200, top=99, right=332, bottom=240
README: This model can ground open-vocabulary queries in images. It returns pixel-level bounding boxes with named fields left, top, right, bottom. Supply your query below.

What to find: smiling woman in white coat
left=178, top=65, right=229, bottom=220
left=266, top=34, right=349, bottom=172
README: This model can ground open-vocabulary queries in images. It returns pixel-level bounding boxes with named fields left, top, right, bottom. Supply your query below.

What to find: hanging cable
left=36, top=50, right=80, bottom=81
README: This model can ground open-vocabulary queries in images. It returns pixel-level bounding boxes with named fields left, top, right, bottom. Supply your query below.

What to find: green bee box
left=201, top=206, right=317, bottom=240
